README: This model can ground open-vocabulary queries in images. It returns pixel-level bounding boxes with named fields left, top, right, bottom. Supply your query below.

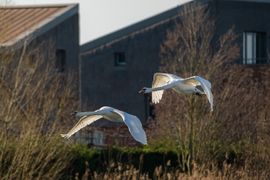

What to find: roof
left=0, top=4, right=78, bottom=47
left=80, top=1, right=193, bottom=55
left=81, top=0, right=270, bottom=55
left=219, top=0, right=270, bottom=3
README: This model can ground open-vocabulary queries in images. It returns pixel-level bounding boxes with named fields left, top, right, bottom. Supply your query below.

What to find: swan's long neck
left=147, top=82, right=176, bottom=93
left=75, top=109, right=106, bottom=118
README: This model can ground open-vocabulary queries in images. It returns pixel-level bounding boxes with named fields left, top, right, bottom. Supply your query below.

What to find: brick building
left=80, top=0, right=270, bottom=146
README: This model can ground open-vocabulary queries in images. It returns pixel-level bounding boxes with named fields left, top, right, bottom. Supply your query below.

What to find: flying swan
left=139, top=73, right=213, bottom=111
left=61, top=106, right=147, bottom=145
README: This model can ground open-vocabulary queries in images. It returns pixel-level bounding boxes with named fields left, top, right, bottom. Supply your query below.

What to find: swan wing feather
left=183, top=76, right=213, bottom=111
left=151, top=73, right=181, bottom=104
left=112, top=109, right=147, bottom=145
left=61, top=115, right=103, bottom=138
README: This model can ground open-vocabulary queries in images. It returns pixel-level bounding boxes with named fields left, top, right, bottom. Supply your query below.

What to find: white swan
left=61, top=106, right=147, bottom=145
left=139, top=73, right=213, bottom=111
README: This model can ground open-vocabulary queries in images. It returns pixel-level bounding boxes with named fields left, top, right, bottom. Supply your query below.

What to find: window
left=93, top=130, right=104, bottom=145
left=76, top=131, right=92, bottom=144
left=243, top=32, right=267, bottom=64
left=114, top=52, right=126, bottom=66
left=55, top=49, right=66, bottom=72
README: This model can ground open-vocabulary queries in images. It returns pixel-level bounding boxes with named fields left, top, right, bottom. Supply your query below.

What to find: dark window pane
left=256, top=32, right=267, bottom=64
left=243, top=32, right=267, bottom=64
left=114, top=52, right=126, bottom=66
left=56, top=49, right=66, bottom=72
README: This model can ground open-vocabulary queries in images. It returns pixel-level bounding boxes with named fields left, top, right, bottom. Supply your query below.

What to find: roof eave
left=80, top=1, right=196, bottom=54
left=80, top=0, right=270, bottom=54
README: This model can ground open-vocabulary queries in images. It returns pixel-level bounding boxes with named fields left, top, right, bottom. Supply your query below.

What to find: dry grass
left=79, top=161, right=270, bottom=180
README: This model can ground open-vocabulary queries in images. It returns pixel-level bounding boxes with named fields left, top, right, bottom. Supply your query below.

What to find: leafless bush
left=0, top=40, right=78, bottom=179
left=147, top=2, right=270, bottom=174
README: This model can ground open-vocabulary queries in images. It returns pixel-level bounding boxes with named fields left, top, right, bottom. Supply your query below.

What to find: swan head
left=139, top=87, right=151, bottom=94
left=71, top=111, right=78, bottom=117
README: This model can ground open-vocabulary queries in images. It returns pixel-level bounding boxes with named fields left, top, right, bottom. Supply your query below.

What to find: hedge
left=69, top=144, right=180, bottom=178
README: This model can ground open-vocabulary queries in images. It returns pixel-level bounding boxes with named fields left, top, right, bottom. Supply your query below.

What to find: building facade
left=0, top=4, right=80, bottom=133
left=0, top=4, right=79, bottom=72
left=80, top=0, right=270, bottom=146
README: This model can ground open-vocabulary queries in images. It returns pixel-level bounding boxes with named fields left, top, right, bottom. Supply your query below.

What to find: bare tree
left=148, top=2, right=270, bottom=174
left=0, top=39, right=78, bottom=179
left=147, top=2, right=243, bottom=173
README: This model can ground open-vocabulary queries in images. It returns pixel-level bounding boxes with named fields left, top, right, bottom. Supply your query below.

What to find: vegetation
left=147, top=1, right=270, bottom=178
left=0, top=40, right=78, bottom=179
left=0, top=2, right=269, bottom=180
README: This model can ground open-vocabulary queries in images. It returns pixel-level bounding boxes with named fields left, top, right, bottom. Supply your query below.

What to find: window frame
left=243, top=31, right=267, bottom=64
left=93, top=130, right=104, bottom=145
left=114, top=52, right=126, bottom=67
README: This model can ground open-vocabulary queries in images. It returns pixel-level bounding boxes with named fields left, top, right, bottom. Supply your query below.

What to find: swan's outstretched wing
left=183, top=76, right=213, bottom=111
left=113, top=109, right=147, bottom=145
left=152, top=73, right=182, bottom=104
left=183, top=76, right=212, bottom=89
left=61, top=115, right=103, bottom=138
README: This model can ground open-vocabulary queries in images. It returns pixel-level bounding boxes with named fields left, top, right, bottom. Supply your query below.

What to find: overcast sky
left=13, top=0, right=192, bottom=44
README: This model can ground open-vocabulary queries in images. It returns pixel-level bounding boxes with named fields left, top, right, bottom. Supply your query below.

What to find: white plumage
left=139, top=73, right=213, bottom=111
left=61, top=106, right=147, bottom=145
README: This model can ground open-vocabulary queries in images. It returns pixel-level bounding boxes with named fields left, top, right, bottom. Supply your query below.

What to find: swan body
left=140, top=73, right=213, bottom=111
left=61, top=106, right=147, bottom=145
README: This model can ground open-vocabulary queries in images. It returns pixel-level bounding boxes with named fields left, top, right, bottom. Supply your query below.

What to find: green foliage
left=68, top=144, right=101, bottom=176
left=67, top=144, right=180, bottom=177
left=66, top=142, right=253, bottom=178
